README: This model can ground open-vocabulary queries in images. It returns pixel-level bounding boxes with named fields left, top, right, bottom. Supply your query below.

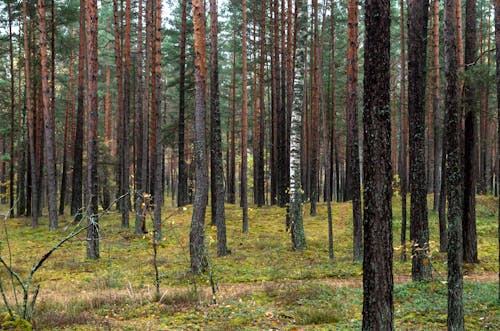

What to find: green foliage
left=0, top=312, right=32, bottom=331
left=0, top=196, right=497, bottom=329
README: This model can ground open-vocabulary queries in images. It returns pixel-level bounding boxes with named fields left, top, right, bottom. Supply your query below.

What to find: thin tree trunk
left=71, top=0, right=86, bottom=221
left=86, top=0, right=99, bottom=260
left=399, top=0, right=408, bottom=262
left=495, top=0, right=500, bottom=302
left=8, top=0, right=15, bottom=217
left=38, top=0, right=58, bottom=230
left=228, top=30, right=236, bottom=204
left=346, top=0, right=362, bottom=261
left=24, top=0, right=37, bottom=226
left=310, top=0, right=320, bottom=216
left=153, top=0, right=163, bottom=242
left=241, top=0, right=249, bottom=233
left=209, top=0, right=227, bottom=256
left=135, top=0, right=145, bottom=234
left=59, top=52, right=75, bottom=215
left=178, top=0, right=188, bottom=207
left=432, top=0, right=442, bottom=213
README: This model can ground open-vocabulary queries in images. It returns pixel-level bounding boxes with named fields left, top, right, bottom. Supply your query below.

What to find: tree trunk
left=289, top=0, right=307, bottom=251
left=241, top=0, right=249, bottom=233
left=153, top=0, right=163, bottom=242
left=190, top=0, right=208, bottom=273
left=408, top=0, right=431, bottom=281
left=362, top=0, right=393, bottom=329
left=399, top=0, right=408, bottom=262
left=135, top=0, right=145, bottom=234
left=8, top=0, right=15, bottom=217
left=38, top=0, right=58, bottom=230
left=209, top=0, right=227, bottom=256
left=86, top=0, right=99, bottom=260
left=228, top=31, right=236, bottom=204
left=346, top=0, right=362, bottom=261
left=178, top=0, right=188, bottom=207
left=432, top=0, right=442, bottom=213
left=255, top=0, right=266, bottom=207
left=445, top=0, right=464, bottom=327
left=24, top=0, right=37, bottom=226
left=59, top=52, right=75, bottom=215
left=71, top=0, right=86, bottom=221
left=462, top=0, right=478, bottom=264
left=121, top=0, right=132, bottom=228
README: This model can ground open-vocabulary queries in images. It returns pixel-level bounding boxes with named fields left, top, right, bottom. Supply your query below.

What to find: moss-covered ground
left=0, top=195, right=498, bottom=330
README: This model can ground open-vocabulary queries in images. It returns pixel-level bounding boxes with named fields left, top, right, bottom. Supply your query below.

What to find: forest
left=0, top=0, right=498, bottom=329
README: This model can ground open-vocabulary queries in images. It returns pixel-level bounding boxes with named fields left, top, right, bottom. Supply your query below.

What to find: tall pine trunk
left=38, top=0, right=58, bottom=230
left=71, top=0, right=86, bottom=221
left=190, top=0, right=208, bottom=273
left=445, top=0, right=464, bottom=327
left=462, top=0, right=478, bottom=264
left=209, top=0, right=227, bottom=256
left=362, top=0, right=393, bottom=328
left=86, top=0, right=99, bottom=260
left=408, top=0, right=431, bottom=281
left=346, top=0, right=362, bottom=261
left=241, top=0, right=249, bottom=233
left=178, top=0, right=188, bottom=207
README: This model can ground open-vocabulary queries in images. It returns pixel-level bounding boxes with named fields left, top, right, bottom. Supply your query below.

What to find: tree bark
left=362, top=0, right=393, bottom=329
left=135, top=0, right=145, bottom=234
left=408, top=0, right=431, bottom=281
left=8, top=0, right=15, bottom=217
left=86, top=0, right=99, bottom=260
left=399, top=0, right=408, bottom=262
left=38, top=0, right=58, bottom=230
left=178, top=0, right=188, bottom=207
left=71, top=0, right=86, bottom=221
left=289, top=0, right=307, bottom=251
left=445, top=0, right=464, bottom=327
left=190, top=0, right=208, bottom=273
left=495, top=0, right=500, bottom=302
left=346, top=0, right=362, bottom=261
left=209, top=0, right=227, bottom=256
left=462, top=0, right=478, bottom=264
left=153, top=0, right=163, bottom=243
left=241, top=0, right=249, bottom=233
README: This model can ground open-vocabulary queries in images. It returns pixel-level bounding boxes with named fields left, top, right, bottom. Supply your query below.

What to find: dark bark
left=408, top=0, right=431, bottom=281
left=8, top=0, right=15, bottom=217
left=86, top=0, right=99, bottom=260
left=71, top=0, right=86, bottom=221
left=399, top=0, right=408, bottom=262
left=462, top=0, right=478, bottom=264
left=135, top=0, right=145, bottom=234
left=59, top=53, right=75, bottom=215
left=190, top=0, right=208, bottom=273
left=178, top=0, right=188, bottom=207
left=432, top=0, right=442, bottom=212
left=362, top=0, right=393, bottom=329
left=241, top=0, right=249, bottom=233
left=153, top=0, right=163, bottom=243
left=227, top=31, right=236, bottom=204
left=310, top=0, right=320, bottom=216
left=209, top=0, right=227, bottom=256
left=445, top=0, right=464, bottom=327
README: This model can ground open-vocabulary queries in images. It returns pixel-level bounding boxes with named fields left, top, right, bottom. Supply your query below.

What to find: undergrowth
left=0, top=195, right=497, bottom=330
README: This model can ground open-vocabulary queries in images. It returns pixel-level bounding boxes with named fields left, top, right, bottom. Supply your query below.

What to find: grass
left=0, top=195, right=498, bottom=330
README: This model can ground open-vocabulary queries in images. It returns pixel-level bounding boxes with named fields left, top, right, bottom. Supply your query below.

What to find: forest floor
left=0, top=195, right=498, bottom=330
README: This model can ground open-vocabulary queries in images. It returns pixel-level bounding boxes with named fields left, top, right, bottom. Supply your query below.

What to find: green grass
left=0, top=195, right=498, bottom=330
